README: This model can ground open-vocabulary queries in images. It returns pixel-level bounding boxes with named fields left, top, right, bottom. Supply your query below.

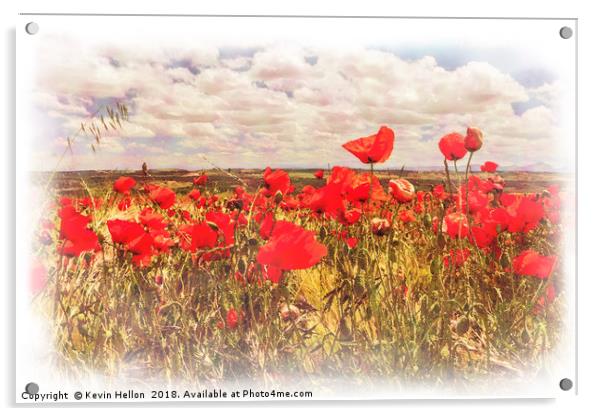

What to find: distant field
left=32, top=168, right=571, bottom=196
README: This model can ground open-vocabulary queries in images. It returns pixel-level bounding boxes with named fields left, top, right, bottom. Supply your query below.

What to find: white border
left=2, top=0, right=601, bottom=414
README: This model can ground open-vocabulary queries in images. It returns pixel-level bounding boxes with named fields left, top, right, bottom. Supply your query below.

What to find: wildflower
left=57, top=206, right=100, bottom=256
left=226, top=308, right=239, bottom=329
left=512, top=250, right=557, bottom=279
left=263, top=167, right=292, bottom=196
left=113, top=176, right=136, bottom=195
left=389, top=178, right=415, bottom=203
left=438, top=132, right=467, bottom=161
left=464, top=127, right=483, bottom=152
left=444, top=212, right=469, bottom=239
left=342, top=126, right=395, bottom=164
left=148, top=186, right=176, bottom=210
left=257, top=221, right=327, bottom=270
left=193, top=174, right=208, bottom=186
left=371, top=217, right=391, bottom=236
left=480, top=161, right=498, bottom=173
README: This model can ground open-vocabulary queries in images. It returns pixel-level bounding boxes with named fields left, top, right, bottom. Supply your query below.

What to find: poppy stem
left=370, top=162, right=374, bottom=203
left=465, top=152, right=473, bottom=183
left=443, top=158, right=452, bottom=194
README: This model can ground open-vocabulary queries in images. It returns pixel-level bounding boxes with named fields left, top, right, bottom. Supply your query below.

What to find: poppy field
left=30, top=126, right=567, bottom=389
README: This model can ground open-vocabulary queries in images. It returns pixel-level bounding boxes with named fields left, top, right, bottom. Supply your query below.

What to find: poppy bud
left=274, top=190, right=284, bottom=204
left=237, top=259, right=246, bottom=274
left=154, top=275, right=163, bottom=285
left=464, top=127, right=483, bottom=152
left=455, top=316, right=470, bottom=335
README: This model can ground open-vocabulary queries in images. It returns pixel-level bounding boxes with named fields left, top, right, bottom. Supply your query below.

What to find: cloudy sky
left=28, top=20, right=573, bottom=172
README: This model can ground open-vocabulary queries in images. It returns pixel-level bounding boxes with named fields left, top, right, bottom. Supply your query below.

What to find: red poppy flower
left=57, top=206, right=100, bottom=257
left=342, top=126, right=395, bottom=164
left=188, top=188, right=201, bottom=201
left=389, top=178, right=415, bottom=203
left=480, top=161, right=498, bottom=173
left=345, top=237, right=359, bottom=249
left=226, top=308, right=239, bottom=329
left=263, top=167, right=292, bottom=197
left=506, top=197, right=545, bottom=233
left=512, top=250, right=557, bottom=279
left=327, top=166, right=356, bottom=190
left=307, top=183, right=345, bottom=218
left=107, top=219, right=145, bottom=245
left=500, top=193, right=517, bottom=207
left=262, top=265, right=283, bottom=284
left=127, top=232, right=156, bottom=267
left=347, top=173, right=387, bottom=203
left=444, top=212, right=469, bottom=238
left=149, top=229, right=175, bottom=253
left=138, top=208, right=167, bottom=231
left=149, top=186, right=176, bottom=210
left=193, top=174, right=208, bottom=186
left=432, top=184, right=448, bottom=201
left=257, top=221, right=327, bottom=270
left=490, top=208, right=510, bottom=231
left=343, top=208, right=362, bottom=225
left=398, top=210, right=416, bottom=223
left=206, top=210, right=235, bottom=246
left=438, top=132, right=467, bottom=161
left=113, top=176, right=136, bottom=195
left=314, top=169, right=324, bottom=179
left=470, top=225, right=497, bottom=248
left=281, top=195, right=300, bottom=211
left=178, top=222, right=218, bottom=253
left=259, top=211, right=275, bottom=240
left=456, top=187, right=489, bottom=214
left=464, top=127, right=483, bottom=152
left=117, top=196, right=132, bottom=211
left=371, top=218, right=391, bottom=236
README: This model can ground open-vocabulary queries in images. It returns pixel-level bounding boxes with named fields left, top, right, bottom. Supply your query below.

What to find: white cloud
left=31, top=36, right=568, bottom=171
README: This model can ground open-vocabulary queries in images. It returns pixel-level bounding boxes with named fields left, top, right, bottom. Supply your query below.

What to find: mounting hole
left=559, top=26, right=573, bottom=39
left=24, top=382, right=39, bottom=395
left=25, top=22, right=39, bottom=35
left=559, top=378, right=573, bottom=391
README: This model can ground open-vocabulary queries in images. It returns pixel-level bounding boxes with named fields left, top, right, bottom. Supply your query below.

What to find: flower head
left=464, top=127, right=483, bottom=152
left=389, top=178, right=415, bottom=203
left=438, top=132, right=467, bottom=161
left=342, top=126, right=394, bottom=164
left=113, top=176, right=136, bottom=195
left=480, top=161, right=498, bottom=173
left=257, top=221, right=327, bottom=270
left=513, top=250, right=557, bottom=279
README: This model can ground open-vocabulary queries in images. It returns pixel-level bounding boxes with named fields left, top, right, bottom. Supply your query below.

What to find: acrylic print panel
left=16, top=15, right=576, bottom=402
